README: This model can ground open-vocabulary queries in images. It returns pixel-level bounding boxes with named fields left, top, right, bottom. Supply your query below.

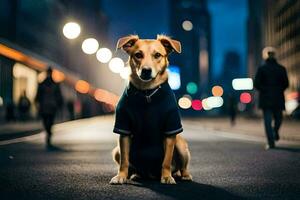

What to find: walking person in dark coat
left=254, top=51, right=289, bottom=149
left=35, top=67, right=63, bottom=148
left=18, top=90, right=31, bottom=121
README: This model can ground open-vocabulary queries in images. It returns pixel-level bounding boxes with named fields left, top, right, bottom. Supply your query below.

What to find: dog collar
left=127, top=83, right=164, bottom=103
left=145, top=85, right=161, bottom=103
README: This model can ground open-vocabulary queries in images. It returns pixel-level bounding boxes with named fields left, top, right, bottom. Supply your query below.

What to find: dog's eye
left=154, top=53, right=162, bottom=59
left=134, top=52, right=143, bottom=59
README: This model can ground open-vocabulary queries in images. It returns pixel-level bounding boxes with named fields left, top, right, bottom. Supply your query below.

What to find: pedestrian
left=254, top=51, right=289, bottom=149
left=67, top=100, right=75, bottom=120
left=227, top=94, right=237, bottom=126
left=35, top=67, right=63, bottom=148
left=18, top=90, right=31, bottom=121
left=5, top=102, right=16, bottom=122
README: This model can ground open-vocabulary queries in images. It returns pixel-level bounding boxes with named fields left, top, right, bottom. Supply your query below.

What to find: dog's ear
left=117, top=35, right=139, bottom=53
left=157, top=35, right=181, bottom=54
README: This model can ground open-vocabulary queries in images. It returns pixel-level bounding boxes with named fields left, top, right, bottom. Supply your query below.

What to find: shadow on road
left=129, top=180, right=244, bottom=200
left=273, top=147, right=300, bottom=153
left=46, top=145, right=68, bottom=152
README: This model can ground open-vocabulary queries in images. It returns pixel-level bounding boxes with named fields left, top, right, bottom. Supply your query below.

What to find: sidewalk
left=0, top=116, right=299, bottom=143
left=185, top=117, right=300, bottom=142
left=0, top=121, right=43, bottom=141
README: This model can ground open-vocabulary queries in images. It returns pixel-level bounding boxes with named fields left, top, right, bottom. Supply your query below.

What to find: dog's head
left=117, top=35, right=181, bottom=88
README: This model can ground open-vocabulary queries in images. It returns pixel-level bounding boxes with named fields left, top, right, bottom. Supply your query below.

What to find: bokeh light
left=109, top=57, right=124, bottom=73
left=96, top=48, right=112, bottom=63
left=192, top=99, right=202, bottom=111
left=206, top=96, right=224, bottom=108
left=94, top=89, right=108, bottom=102
left=120, top=66, right=132, bottom=79
left=232, top=78, right=253, bottom=90
left=75, top=80, right=90, bottom=94
left=202, top=98, right=212, bottom=111
left=168, top=66, right=181, bottom=90
left=212, top=85, right=223, bottom=96
left=240, top=92, right=252, bottom=104
left=82, top=38, right=99, bottom=54
left=0, top=96, right=3, bottom=106
left=178, top=96, right=192, bottom=109
left=182, top=20, right=193, bottom=31
left=52, top=69, right=65, bottom=83
left=63, top=22, right=81, bottom=39
left=262, top=46, right=276, bottom=60
left=186, top=82, right=198, bottom=94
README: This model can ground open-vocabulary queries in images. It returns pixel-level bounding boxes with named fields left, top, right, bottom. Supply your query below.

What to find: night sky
left=102, top=0, right=248, bottom=80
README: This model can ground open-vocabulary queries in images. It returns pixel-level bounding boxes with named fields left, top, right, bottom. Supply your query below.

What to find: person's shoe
left=265, top=143, right=275, bottom=150
left=274, top=130, right=280, bottom=141
left=46, top=137, right=52, bottom=149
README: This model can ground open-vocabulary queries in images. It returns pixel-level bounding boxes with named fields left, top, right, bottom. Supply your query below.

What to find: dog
left=110, top=35, right=192, bottom=185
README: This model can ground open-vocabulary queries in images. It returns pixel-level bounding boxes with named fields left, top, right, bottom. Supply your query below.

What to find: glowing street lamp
left=63, top=22, right=81, bottom=39
left=75, top=80, right=90, bottom=94
left=82, top=38, right=99, bottom=54
left=109, top=57, right=124, bottom=73
left=52, top=69, right=65, bottom=83
left=120, top=66, right=132, bottom=79
left=96, top=48, right=112, bottom=63
left=182, top=20, right=193, bottom=31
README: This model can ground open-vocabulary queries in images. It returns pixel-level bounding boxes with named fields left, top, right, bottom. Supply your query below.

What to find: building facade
left=247, top=0, right=300, bottom=114
left=169, top=0, right=212, bottom=98
left=0, top=0, right=109, bottom=120
left=248, top=0, right=300, bottom=93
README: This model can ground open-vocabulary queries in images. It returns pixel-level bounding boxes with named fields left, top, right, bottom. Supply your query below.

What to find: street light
left=75, top=80, right=90, bottom=94
left=182, top=20, right=193, bottom=31
left=120, top=66, right=132, bottom=79
left=82, top=38, right=99, bottom=54
left=108, top=57, right=124, bottom=73
left=52, top=69, right=65, bottom=83
left=63, top=22, right=81, bottom=39
left=96, top=48, right=112, bottom=63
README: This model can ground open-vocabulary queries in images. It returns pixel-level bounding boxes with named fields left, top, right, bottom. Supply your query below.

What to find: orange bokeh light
left=75, top=80, right=90, bottom=94
left=94, top=89, right=108, bottom=102
left=212, top=85, right=224, bottom=97
left=52, top=69, right=65, bottom=83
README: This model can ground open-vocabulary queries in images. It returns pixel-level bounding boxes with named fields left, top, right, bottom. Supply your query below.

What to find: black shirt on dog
left=113, top=81, right=183, bottom=176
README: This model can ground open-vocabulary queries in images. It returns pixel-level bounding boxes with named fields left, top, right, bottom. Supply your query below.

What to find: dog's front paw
left=161, top=176, right=176, bottom=184
left=181, top=174, right=193, bottom=181
left=109, top=175, right=127, bottom=185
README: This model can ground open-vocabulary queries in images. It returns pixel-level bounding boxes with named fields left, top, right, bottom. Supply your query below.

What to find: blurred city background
left=0, top=0, right=299, bottom=121
left=0, top=0, right=300, bottom=199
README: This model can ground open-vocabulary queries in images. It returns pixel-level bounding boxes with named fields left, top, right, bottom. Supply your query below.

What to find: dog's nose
left=140, top=68, right=152, bottom=81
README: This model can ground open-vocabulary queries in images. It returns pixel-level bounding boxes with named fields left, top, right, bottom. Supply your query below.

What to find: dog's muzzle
left=140, top=68, right=152, bottom=81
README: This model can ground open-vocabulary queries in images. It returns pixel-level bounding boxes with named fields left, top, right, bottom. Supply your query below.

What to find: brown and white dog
left=110, top=35, right=192, bottom=185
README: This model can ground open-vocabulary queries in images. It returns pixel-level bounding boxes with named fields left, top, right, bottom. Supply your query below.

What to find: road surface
left=0, top=116, right=299, bottom=200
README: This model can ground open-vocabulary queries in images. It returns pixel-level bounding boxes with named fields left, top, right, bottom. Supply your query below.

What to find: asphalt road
left=0, top=116, right=299, bottom=200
